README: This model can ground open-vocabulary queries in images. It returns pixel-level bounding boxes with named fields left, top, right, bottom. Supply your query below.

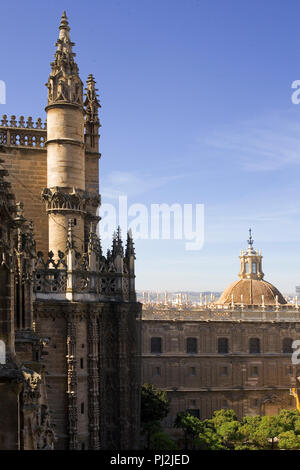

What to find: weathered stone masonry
left=0, top=12, right=141, bottom=450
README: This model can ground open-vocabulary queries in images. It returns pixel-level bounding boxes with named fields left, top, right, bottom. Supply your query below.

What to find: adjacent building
left=142, top=232, right=299, bottom=435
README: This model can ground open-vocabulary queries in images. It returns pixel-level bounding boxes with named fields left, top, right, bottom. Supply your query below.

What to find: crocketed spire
left=84, top=74, right=101, bottom=152
left=46, top=11, right=83, bottom=106
left=125, top=229, right=135, bottom=259
left=84, top=74, right=100, bottom=124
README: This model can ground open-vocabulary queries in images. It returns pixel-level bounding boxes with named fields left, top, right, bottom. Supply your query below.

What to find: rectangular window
left=251, top=399, right=259, bottom=408
left=151, top=337, right=162, bottom=354
left=251, top=366, right=259, bottom=377
left=220, top=366, right=228, bottom=376
left=218, top=338, right=229, bottom=354
left=190, top=367, right=196, bottom=376
left=80, top=358, right=84, bottom=369
left=249, top=338, right=260, bottom=354
left=154, top=367, right=161, bottom=376
left=186, top=337, right=198, bottom=354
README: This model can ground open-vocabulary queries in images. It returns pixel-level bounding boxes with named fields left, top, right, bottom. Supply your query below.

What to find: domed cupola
left=217, top=229, right=286, bottom=306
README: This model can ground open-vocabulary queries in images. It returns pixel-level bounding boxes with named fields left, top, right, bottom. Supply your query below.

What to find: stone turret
left=84, top=74, right=101, bottom=248
left=43, top=11, right=86, bottom=255
left=84, top=74, right=101, bottom=153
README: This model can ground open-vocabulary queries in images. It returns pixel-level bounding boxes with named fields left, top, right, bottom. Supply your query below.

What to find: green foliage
left=141, top=384, right=170, bottom=449
left=277, top=431, right=300, bottom=450
left=174, top=412, right=204, bottom=449
left=150, top=431, right=177, bottom=450
left=201, top=409, right=241, bottom=450
left=174, top=408, right=300, bottom=450
left=238, top=415, right=264, bottom=449
left=141, top=385, right=300, bottom=451
left=141, top=383, right=170, bottom=424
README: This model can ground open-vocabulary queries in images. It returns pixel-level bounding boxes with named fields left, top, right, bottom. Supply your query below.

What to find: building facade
left=142, top=233, right=299, bottom=435
left=0, top=150, right=55, bottom=450
left=0, top=12, right=141, bottom=450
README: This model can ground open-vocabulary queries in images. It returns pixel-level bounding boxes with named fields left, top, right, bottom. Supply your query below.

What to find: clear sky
left=1, top=0, right=300, bottom=293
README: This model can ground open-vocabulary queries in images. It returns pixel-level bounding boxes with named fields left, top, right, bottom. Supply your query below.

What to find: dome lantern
left=238, top=228, right=264, bottom=281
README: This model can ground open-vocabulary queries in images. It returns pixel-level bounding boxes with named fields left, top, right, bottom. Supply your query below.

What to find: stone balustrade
left=0, top=115, right=47, bottom=149
left=34, top=249, right=133, bottom=302
left=142, top=304, right=300, bottom=322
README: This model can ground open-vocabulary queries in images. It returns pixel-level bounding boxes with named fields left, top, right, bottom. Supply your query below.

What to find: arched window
left=218, top=337, right=229, bottom=354
left=0, top=340, right=5, bottom=364
left=151, top=337, right=162, bottom=354
left=186, top=337, right=197, bottom=354
left=245, top=262, right=249, bottom=273
left=252, top=262, right=257, bottom=274
left=249, top=338, right=260, bottom=354
left=282, top=338, right=293, bottom=354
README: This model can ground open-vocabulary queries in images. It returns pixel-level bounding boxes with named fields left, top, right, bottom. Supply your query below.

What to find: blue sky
left=2, top=0, right=300, bottom=293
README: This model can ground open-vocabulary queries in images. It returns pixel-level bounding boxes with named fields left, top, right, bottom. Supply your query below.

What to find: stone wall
left=142, top=315, right=299, bottom=431
left=35, top=299, right=142, bottom=450
left=0, top=148, right=48, bottom=255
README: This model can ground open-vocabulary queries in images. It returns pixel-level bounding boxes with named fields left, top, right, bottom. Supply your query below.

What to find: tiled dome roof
left=217, top=279, right=286, bottom=306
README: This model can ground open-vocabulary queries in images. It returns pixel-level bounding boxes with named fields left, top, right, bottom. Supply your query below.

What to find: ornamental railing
left=0, top=115, right=47, bottom=149
left=33, top=250, right=133, bottom=302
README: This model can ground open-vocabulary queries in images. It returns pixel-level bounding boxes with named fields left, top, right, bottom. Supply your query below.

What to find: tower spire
left=84, top=74, right=101, bottom=152
left=46, top=11, right=83, bottom=106
left=43, top=12, right=86, bottom=257
left=60, top=11, right=69, bottom=30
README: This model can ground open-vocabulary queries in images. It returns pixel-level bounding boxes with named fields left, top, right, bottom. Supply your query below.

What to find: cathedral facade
left=0, top=12, right=141, bottom=450
left=142, top=233, right=299, bottom=437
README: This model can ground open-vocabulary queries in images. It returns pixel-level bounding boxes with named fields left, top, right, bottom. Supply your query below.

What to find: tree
left=278, top=430, right=300, bottom=450
left=174, top=412, right=203, bottom=449
left=173, top=407, right=300, bottom=450
left=203, top=409, right=241, bottom=450
left=276, top=409, right=300, bottom=434
left=255, top=415, right=281, bottom=450
left=141, top=384, right=170, bottom=449
left=237, top=415, right=263, bottom=450
left=150, top=431, right=177, bottom=450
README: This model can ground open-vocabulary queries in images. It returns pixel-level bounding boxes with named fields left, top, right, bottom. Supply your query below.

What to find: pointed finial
left=126, top=229, right=135, bottom=258
left=248, top=228, right=253, bottom=247
left=84, top=74, right=101, bottom=124
left=60, top=11, right=70, bottom=31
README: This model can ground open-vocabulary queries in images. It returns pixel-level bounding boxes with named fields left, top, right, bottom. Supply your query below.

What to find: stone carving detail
left=66, top=316, right=78, bottom=450
left=0, top=115, right=47, bottom=149
left=84, top=74, right=101, bottom=152
left=41, top=187, right=101, bottom=214
left=33, top=226, right=136, bottom=301
left=46, top=12, right=83, bottom=107
left=22, top=368, right=55, bottom=450
left=84, top=74, right=100, bottom=125
left=0, top=160, right=55, bottom=450
left=87, top=314, right=100, bottom=449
